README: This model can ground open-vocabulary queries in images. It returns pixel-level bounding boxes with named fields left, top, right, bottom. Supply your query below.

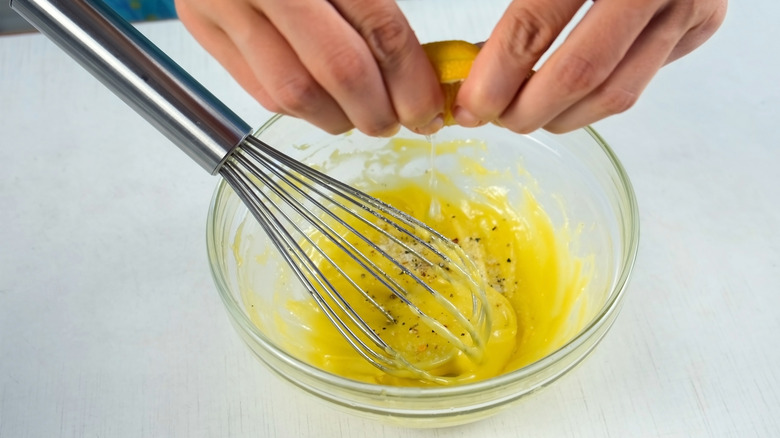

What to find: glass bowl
left=206, top=115, right=639, bottom=427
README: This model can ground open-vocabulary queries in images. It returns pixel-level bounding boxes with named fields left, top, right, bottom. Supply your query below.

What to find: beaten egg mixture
left=238, top=138, right=592, bottom=386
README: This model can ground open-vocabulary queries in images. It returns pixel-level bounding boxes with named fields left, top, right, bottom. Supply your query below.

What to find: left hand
left=454, top=0, right=728, bottom=133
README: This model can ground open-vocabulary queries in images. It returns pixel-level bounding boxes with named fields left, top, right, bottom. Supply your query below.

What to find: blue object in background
left=104, top=0, right=177, bottom=21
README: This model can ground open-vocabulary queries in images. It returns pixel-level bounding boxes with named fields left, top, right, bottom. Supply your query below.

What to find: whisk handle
left=10, top=0, right=252, bottom=175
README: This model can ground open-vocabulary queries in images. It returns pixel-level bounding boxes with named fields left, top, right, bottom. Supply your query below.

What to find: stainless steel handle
left=10, top=0, right=252, bottom=174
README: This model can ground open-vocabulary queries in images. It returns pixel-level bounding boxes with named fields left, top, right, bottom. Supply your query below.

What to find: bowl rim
left=206, top=115, right=640, bottom=397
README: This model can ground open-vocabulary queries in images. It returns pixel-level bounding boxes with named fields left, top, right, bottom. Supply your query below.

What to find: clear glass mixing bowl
left=206, top=115, right=639, bottom=427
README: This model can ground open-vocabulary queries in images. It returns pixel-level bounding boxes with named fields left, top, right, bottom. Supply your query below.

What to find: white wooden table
left=1, top=1, right=778, bottom=436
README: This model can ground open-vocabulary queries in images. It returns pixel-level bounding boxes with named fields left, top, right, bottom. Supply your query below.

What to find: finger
left=454, top=0, right=586, bottom=127
left=331, top=0, right=444, bottom=134
left=545, top=0, right=727, bottom=132
left=178, top=1, right=354, bottom=134
left=665, top=0, right=727, bottom=64
left=498, top=0, right=661, bottom=133
left=229, top=6, right=355, bottom=133
left=176, top=2, right=278, bottom=111
left=543, top=9, right=687, bottom=132
left=258, top=0, right=399, bottom=136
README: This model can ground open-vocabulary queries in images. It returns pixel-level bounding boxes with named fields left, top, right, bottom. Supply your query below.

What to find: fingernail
left=453, top=106, right=483, bottom=127
left=415, top=114, right=444, bottom=135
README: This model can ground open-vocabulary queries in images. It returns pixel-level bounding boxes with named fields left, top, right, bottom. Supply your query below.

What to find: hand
left=174, top=0, right=445, bottom=136
left=455, top=0, right=728, bottom=133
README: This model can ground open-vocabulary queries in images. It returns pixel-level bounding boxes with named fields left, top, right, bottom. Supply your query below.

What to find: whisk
left=13, top=0, right=491, bottom=381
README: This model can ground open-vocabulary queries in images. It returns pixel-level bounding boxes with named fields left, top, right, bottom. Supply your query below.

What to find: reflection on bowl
left=206, top=115, right=639, bottom=427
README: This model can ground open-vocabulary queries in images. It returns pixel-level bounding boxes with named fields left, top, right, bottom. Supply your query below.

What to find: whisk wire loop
left=221, top=136, right=492, bottom=380
left=242, top=138, right=489, bottom=348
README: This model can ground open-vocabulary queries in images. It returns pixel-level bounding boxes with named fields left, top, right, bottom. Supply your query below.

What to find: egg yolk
left=237, top=137, right=592, bottom=386
left=282, top=182, right=590, bottom=386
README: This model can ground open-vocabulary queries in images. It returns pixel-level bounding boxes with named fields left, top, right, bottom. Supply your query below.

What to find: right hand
left=175, top=0, right=446, bottom=136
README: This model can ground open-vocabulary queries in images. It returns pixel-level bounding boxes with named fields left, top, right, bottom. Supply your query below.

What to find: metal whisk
left=13, top=0, right=491, bottom=381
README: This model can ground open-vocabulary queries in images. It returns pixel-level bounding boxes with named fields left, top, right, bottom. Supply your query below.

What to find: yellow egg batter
left=238, top=137, right=592, bottom=386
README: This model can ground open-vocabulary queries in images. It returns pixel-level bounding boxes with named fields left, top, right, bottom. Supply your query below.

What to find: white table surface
left=1, top=1, right=778, bottom=437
